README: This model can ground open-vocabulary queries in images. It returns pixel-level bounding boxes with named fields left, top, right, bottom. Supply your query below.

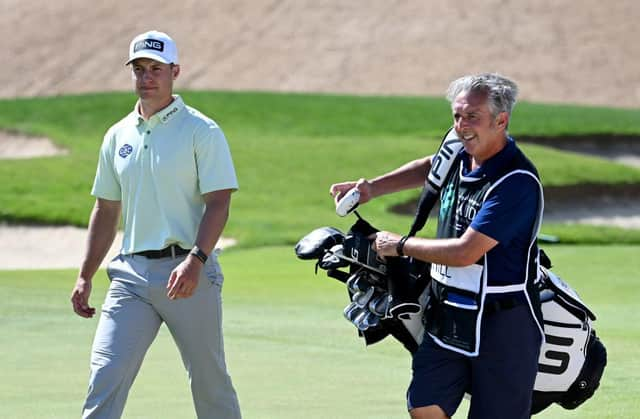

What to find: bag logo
left=133, top=39, right=164, bottom=53
left=119, top=144, right=133, bottom=158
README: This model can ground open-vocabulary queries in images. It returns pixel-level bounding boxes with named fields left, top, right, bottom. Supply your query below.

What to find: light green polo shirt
left=91, top=95, right=238, bottom=254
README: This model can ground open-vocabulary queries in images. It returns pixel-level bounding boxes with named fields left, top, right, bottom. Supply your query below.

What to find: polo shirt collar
left=133, top=95, right=185, bottom=126
left=460, top=137, right=517, bottom=181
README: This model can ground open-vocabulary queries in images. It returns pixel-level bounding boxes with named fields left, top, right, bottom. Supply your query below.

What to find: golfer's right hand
left=71, top=277, right=96, bottom=318
left=329, top=178, right=373, bottom=205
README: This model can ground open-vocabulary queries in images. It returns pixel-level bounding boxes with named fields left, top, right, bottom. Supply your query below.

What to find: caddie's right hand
left=329, top=178, right=373, bottom=205
left=71, top=277, right=96, bottom=318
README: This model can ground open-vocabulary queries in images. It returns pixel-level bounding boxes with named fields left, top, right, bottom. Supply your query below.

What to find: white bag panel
left=534, top=301, right=591, bottom=392
left=546, top=270, right=590, bottom=312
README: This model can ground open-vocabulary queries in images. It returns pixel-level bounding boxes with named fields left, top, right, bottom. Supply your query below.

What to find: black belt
left=134, top=245, right=189, bottom=259
left=430, top=280, right=524, bottom=316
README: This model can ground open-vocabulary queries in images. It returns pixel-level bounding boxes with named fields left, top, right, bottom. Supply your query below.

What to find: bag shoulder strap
left=408, top=128, right=463, bottom=236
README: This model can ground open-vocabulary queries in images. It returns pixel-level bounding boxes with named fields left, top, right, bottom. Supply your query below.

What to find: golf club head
left=329, top=243, right=344, bottom=257
left=343, top=302, right=364, bottom=322
left=353, top=309, right=371, bottom=331
left=352, top=286, right=375, bottom=308
left=346, top=272, right=361, bottom=293
left=319, top=244, right=349, bottom=270
left=368, top=292, right=390, bottom=317
left=347, top=271, right=370, bottom=294
left=363, top=311, right=381, bottom=329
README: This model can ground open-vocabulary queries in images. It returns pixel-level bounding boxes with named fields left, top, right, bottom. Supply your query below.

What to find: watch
left=190, top=246, right=208, bottom=264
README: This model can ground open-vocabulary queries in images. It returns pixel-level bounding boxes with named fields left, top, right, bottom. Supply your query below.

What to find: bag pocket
left=426, top=290, right=479, bottom=353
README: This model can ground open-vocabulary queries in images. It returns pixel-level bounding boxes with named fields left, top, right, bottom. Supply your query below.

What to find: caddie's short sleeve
left=471, top=173, right=538, bottom=245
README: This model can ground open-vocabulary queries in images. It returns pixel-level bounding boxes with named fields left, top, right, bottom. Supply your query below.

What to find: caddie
left=331, top=73, right=544, bottom=419
left=70, top=30, right=242, bottom=419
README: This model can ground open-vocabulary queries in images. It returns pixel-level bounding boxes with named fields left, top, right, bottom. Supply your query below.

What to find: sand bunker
left=0, top=131, right=68, bottom=159
left=0, top=223, right=236, bottom=270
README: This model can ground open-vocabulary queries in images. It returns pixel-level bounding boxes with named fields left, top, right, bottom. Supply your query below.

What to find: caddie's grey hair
left=446, top=73, right=519, bottom=117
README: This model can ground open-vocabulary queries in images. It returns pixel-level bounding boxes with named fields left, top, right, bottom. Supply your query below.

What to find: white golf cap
left=126, top=30, right=178, bottom=65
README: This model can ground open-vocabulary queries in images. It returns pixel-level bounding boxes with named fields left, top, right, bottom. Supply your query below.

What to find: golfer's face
left=131, top=58, right=178, bottom=102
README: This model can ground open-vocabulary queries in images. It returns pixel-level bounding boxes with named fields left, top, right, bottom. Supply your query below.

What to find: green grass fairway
left=1, top=245, right=638, bottom=418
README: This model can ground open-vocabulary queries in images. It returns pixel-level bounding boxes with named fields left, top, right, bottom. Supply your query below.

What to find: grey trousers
left=82, top=253, right=241, bottom=419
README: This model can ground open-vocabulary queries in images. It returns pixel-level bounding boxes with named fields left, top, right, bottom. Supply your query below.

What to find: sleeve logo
left=118, top=144, right=133, bottom=158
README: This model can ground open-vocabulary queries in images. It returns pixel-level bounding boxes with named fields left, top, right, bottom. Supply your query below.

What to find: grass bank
left=0, top=91, right=639, bottom=245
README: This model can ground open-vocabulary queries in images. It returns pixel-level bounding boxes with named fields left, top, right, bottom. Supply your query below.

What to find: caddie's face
left=131, top=58, right=179, bottom=102
left=452, top=90, right=508, bottom=161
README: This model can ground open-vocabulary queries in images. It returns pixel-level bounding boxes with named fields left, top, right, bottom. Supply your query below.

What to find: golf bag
left=295, top=127, right=606, bottom=414
left=295, top=220, right=606, bottom=414
left=532, top=265, right=607, bottom=413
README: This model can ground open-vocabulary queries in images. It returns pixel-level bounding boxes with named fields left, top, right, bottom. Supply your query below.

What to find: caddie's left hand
left=372, top=231, right=403, bottom=257
left=167, top=256, right=203, bottom=300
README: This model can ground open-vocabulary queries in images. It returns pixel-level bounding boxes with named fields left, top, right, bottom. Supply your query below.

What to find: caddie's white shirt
left=92, top=95, right=238, bottom=254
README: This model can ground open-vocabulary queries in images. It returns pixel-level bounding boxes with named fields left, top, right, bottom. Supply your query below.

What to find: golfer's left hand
left=167, top=257, right=202, bottom=300
left=373, top=231, right=402, bottom=257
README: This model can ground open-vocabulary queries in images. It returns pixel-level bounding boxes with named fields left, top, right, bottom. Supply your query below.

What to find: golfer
left=70, top=30, right=242, bottom=419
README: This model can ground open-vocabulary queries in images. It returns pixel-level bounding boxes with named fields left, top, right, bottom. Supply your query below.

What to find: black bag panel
left=361, top=326, right=391, bottom=347
left=539, top=248, right=553, bottom=269
left=341, top=233, right=388, bottom=275
left=386, top=256, right=430, bottom=318
left=531, top=390, right=563, bottom=415
left=348, top=216, right=379, bottom=237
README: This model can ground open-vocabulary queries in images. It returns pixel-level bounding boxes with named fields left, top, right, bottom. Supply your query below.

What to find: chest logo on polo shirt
left=118, top=144, right=133, bottom=158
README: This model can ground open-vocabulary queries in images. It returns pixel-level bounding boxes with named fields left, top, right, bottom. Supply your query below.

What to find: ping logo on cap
left=133, top=39, right=164, bottom=53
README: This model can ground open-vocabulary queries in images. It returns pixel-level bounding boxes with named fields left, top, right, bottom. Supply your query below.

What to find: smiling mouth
left=461, top=133, right=476, bottom=142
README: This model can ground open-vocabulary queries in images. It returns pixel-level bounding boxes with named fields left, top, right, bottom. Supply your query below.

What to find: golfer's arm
left=193, top=189, right=232, bottom=256
left=370, top=155, right=432, bottom=198
left=79, top=198, right=121, bottom=281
